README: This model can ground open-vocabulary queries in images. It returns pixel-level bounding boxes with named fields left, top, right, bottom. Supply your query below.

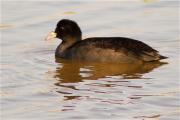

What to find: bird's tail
left=159, top=55, right=168, bottom=60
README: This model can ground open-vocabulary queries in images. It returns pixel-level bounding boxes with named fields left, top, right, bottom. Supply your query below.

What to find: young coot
left=46, top=19, right=167, bottom=63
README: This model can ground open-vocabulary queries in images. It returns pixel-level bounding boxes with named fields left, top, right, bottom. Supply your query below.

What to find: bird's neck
left=59, top=37, right=80, bottom=52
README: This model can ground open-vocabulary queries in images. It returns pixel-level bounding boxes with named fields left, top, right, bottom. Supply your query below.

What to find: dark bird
left=46, top=19, right=167, bottom=63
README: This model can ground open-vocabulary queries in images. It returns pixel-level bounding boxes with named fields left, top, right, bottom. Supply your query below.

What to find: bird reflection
left=53, top=58, right=167, bottom=84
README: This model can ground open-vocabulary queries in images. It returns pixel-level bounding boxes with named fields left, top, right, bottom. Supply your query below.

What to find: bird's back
left=59, top=37, right=167, bottom=63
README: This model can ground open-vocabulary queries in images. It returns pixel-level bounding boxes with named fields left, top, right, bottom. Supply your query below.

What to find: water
left=1, top=1, right=179, bottom=120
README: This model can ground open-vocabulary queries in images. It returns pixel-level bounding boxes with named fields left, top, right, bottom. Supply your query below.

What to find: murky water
left=1, top=1, right=179, bottom=120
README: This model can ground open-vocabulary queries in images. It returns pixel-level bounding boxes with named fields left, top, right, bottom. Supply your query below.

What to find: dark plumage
left=46, top=19, right=167, bottom=63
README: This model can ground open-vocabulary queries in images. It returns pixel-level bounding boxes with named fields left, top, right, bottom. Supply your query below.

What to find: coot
left=46, top=19, right=167, bottom=63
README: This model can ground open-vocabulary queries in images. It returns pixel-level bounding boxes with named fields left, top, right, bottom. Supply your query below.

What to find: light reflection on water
left=1, top=1, right=179, bottom=120
left=54, top=59, right=166, bottom=82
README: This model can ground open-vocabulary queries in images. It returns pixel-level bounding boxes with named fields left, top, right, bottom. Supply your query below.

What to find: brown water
left=1, top=1, right=179, bottom=120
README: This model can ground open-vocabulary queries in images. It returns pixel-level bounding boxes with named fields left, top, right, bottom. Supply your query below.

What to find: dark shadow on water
left=53, top=58, right=168, bottom=84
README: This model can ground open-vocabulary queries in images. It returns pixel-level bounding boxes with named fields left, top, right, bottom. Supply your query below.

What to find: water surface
left=1, top=1, right=179, bottom=120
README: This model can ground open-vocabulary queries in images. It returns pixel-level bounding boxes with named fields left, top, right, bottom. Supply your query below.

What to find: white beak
left=45, top=31, right=57, bottom=41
